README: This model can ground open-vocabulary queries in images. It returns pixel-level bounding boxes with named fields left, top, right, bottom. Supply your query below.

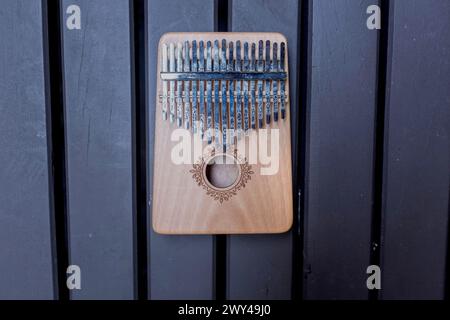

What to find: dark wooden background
left=0, top=0, right=449, bottom=300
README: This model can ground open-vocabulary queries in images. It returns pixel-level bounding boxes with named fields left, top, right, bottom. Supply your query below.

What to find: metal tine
left=227, top=42, right=234, bottom=71
left=235, top=41, right=242, bottom=133
left=280, top=42, right=286, bottom=119
left=176, top=43, right=183, bottom=127
left=162, top=44, right=168, bottom=121
left=257, top=40, right=264, bottom=129
left=272, top=42, right=279, bottom=122
left=198, top=41, right=205, bottom=138
left=169, top=43, right=175, bottom=123
left=213, top=40, right=220, bottom=146
left=228, top=42, right=235, bottom=145
left=265, top=40, right=271, bottom=124
left=221, top=39, right=228, bottom=151
left=191, top=41, right=198, bottom=133
left=183, top=41, right=191, bottom=130
left=250, top=43, right=256, bottom=129
left=206, top=41, right=213, bottom=144
left=243, top=42, right=250, bottom=132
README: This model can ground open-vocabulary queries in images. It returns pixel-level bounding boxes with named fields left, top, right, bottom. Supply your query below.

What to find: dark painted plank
left=0, top=0, right=55, bottom=299
left=228, top=0, right=299, bottom=300
left=380, top=0, right=450, bottom=300
left=303, top=0, right=379, bottom=299
left=148, top=0, right=215, bottom=299
left=62, top=0, right=134, bottom=299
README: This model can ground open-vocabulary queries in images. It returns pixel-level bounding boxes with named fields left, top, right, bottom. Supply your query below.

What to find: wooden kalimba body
left=153, top=33, right=292, bottom=234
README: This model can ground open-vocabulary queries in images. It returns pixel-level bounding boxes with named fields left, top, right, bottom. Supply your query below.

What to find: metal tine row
left=161, top=40, right=287, bottom=147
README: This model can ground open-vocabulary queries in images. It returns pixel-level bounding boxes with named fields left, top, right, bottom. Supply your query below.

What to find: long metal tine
left=220, top=39, right=228, bottom=152
left=243, top=43, right=250, bottom=132
left=235, top=41, right=242, bottom=133
left=257, top=40, right=264, bottom=129
left=162, top=44, right=168, bottom=120
left=221, top=39, right=228, bottom=151
left=176, top=43, right=183, bottom=127
left=206, top=41, right=213, bottom=144
left=265, top=40, right=271, bottom=124
left=169, top=43, right=175, bottom=123
left=213, top=40, right=220, bottom=145
left=272, top=42, right=279, bottom=122
left=198, top=41, right=205, bottom=137
left=183, top=41, right=191, bottom=130
left=280, top=42, right=286, bottom=119
left=250, top=43, right=256, bottom=129
left=228, top=41, right=235, bottom=145
left=191, top=41, right=198, bottom=133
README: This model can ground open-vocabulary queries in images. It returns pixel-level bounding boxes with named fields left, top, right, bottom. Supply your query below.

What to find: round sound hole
left=205, top=155, right=240, bottom=189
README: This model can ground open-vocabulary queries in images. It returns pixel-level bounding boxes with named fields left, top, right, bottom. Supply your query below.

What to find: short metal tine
left=183, top=41, right=191, bottom=130
left=280, top=42, right=286, bottom=119
left=198, top=41, right=205, bottom=138
left=176, top=43, right=183, bottom=127
left=235, top=41, right=242, bottom=134
left=191, top=41, right=198, bottom=133
left=250, top=43, right=256, bottom=130
left=257, top=40, right=264, bottom=129
left=272, top=42, right=279, bottom=122
left=228, top=41, right=235, bottom=145
left=206, top=41, right=213, bottom=144
left=265, top=40, right=271, bottom=124
left=169, top=43, right=175, bottom=123
left=162, top=43, right=168, bottom=121
left=213, top=40, right=220, bottom=146
left=243, top=42, right=250, bottom=132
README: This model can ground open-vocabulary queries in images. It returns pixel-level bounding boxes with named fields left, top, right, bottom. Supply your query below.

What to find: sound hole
left=205, top=155, right=239, bottom=189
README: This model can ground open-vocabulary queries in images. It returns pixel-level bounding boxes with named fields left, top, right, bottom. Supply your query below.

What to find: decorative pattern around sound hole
left=190, top=152, right=254, bottom=204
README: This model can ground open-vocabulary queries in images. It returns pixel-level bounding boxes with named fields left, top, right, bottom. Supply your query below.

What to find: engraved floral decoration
left=190, top=152, right=254, bottom=204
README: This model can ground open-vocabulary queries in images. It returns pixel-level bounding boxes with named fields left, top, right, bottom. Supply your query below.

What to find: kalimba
left=153, top=33, right=292, bottom=234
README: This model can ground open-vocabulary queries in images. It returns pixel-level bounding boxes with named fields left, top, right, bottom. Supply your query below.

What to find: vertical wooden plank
left=148, top=0, right=215, bottom=299
left=228, top=0, right=299, bottom=300
left=380, top=0, right=450, bottom=300
left=303, top=0, right=379, bottom=299
left=62, top=0, right=134, bottom=299
left=0, top=0, right=55, bottom=299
